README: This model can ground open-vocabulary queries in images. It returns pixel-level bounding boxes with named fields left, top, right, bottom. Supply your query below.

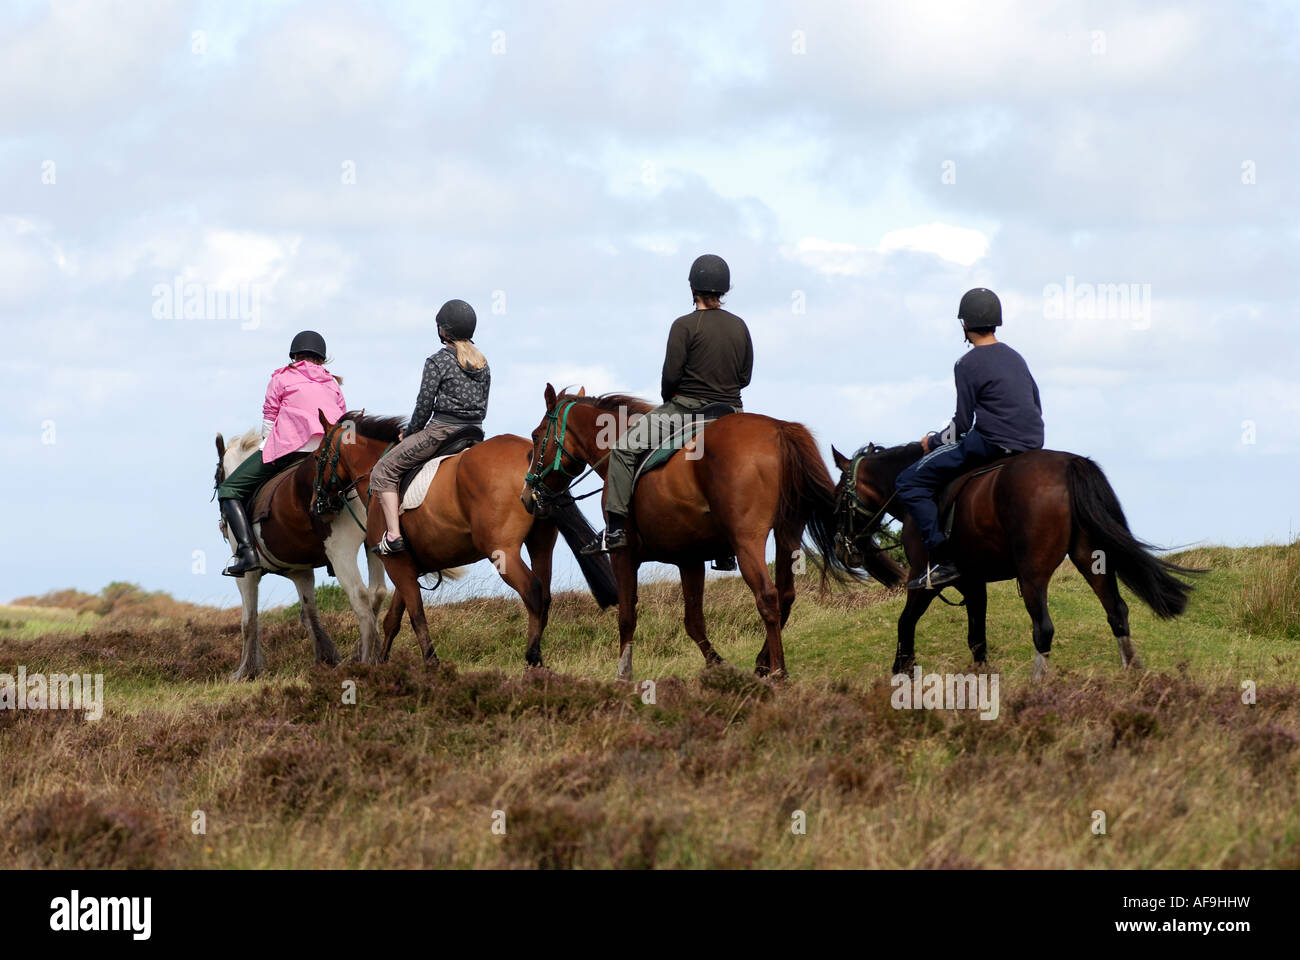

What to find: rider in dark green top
left=583, top=254, right=753, bottom=555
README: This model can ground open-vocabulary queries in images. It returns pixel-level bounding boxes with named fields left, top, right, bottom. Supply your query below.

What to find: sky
left=2, top=0, right=1298, bottom=608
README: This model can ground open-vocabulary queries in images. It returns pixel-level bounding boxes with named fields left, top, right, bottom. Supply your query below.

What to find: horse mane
left=555, top=391, right=655, bottom=416
left=340, top=410, right=404, bottom=442
left=231, top=428, right=261, bottom=456
left=863, top=441, right=925, bottom=465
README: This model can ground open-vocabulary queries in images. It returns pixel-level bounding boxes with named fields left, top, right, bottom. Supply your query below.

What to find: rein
left=835, top=448, right=964, bottom=606
left=523, top=399, right=612, bottom=506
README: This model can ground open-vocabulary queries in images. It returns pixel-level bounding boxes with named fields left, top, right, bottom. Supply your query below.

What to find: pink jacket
left=261, top=361, right=348, bottom=462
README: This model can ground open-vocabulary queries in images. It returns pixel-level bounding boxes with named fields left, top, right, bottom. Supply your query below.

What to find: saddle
left=937, top=456, right=1014, bottom=540
left=249, top=453, right=310, bottom=524
left=631, top=402, right=738, bottom=487
left=396, top=424, right=484, bottom=502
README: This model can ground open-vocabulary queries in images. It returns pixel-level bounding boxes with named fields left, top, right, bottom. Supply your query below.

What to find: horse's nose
left=521, top=489, right=535, bottom=515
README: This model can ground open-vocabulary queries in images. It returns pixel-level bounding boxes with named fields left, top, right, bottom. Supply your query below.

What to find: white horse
left=216, top=428, right=388, bottom=680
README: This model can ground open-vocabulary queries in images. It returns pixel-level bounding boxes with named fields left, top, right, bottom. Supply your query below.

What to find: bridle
left=834, top=446, right=901, bottom=567
left=312, top=419, right=392, bottom=531
left=523, top=398, right=612, bottom=513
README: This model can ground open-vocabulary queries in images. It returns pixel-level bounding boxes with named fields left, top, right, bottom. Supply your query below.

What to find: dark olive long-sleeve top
left=660, top=308, right=753, bottom=407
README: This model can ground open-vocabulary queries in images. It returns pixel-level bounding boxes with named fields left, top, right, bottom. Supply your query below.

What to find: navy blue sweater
left=933, top=342, right=1043, bottom=452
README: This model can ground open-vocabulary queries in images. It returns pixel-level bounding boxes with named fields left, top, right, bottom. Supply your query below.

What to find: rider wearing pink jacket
left=217, top=330, right=347, bottom=577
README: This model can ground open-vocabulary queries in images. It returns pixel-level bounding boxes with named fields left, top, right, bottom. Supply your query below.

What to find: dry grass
left=1, top=546, right=1297, bottom=869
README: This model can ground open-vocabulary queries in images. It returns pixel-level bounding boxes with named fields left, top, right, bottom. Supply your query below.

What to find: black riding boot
left=220, top=499, right=260, bottom=577
left=906, top=539, right=961, bottom=591
left=580, top=513, right=629, bottom=556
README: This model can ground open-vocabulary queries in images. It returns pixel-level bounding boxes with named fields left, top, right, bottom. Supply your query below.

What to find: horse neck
left=338, top=434, right=390, bottom=487
left=566, top=403, right=614, bottom=479
left=865, top=447, right=922, bottom=519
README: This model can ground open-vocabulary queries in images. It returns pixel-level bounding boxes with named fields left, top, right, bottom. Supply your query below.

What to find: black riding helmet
left=688, top=254, right=730, bottom=296
left=289, top=330, right=327, bottom=361
left=958, top=288, right=1001, bottom=330
left=436, top=299, right=477, bottom=341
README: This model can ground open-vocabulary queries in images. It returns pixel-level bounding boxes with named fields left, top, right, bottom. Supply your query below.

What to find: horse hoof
left=891, top=657, right=916, bottom=677
left=1032, top=653, right=1049, bottom=682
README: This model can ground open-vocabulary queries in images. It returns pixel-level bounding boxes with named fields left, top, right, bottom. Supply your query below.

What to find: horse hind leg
left=230, top=571, right=266, bottom=681
left=1069, top=542, right=1140, bottom=670
left=735, top=540, right=786, bottom=679
left=680, top=561, right=724, bottom=667
left=1019, top=575, right=1056, bottom=682
left=291, top=570, right=339, bottom=666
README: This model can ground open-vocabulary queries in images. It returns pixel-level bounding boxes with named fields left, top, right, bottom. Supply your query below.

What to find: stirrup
left=712, top=556, right=737, bottom=571
left=907, top=562, right=961, bottom=591
left=222, top=549, right=259, bottom=578
left=375, top=534, right=406, bottom=556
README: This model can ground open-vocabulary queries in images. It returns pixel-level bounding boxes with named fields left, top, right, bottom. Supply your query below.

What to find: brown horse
left=214, top=429, right=386, bottom=680
left=523, top=385, right=903, bottom=681
left=831, top=442, right=1198, bottom=680
left=310, top=411, right=617, bottom=667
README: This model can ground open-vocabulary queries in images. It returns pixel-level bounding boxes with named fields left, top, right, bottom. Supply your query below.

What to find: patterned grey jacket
left=408, top=345, right=490, bottom=431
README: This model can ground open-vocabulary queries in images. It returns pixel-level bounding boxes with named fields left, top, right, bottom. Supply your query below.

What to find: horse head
left=521, top=382, right=588, bottom=517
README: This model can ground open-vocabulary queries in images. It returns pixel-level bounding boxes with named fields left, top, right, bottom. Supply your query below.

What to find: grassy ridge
left=1, top=545, right=1297, bottom=868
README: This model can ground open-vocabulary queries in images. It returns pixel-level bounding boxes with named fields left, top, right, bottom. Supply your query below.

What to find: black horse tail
left=1066, top=456, right=1198, bottom=619
left=777, top=422, right=903, bottom=589
left=547, top=494, right=619, bottom=609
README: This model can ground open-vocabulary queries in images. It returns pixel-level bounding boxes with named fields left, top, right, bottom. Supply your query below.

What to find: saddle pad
left=249, top=457, right=308, bottom=525
left=400, top=455, right=453, bottom=513
left=632, top=404, right=738, bottom=485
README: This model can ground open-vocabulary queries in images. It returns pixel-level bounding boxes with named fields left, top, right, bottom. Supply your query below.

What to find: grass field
left=2, top=544, right=1297, bottom=868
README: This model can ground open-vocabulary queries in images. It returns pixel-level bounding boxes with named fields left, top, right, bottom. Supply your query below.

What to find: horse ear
left=577, top=386, right=586, bottom=397
left=831, top=445, right=850, bottom=471
left=867, top=442, right=877, bottom=453
left=318, top=409, right=332, bottom=430
left=544, top=382, right=557, bottom=408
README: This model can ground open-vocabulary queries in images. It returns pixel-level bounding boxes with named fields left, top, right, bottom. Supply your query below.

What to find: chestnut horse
left=214, top=429, right=387, bottom=680
left=311, top=411, right=617, bottom=667
left=523, top=385, right=903, bottom=681
left=831, top=442, right=1198, bottom=680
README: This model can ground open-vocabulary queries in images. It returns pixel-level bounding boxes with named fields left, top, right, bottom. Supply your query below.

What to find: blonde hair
left=451, top=340, right=487, bottom=371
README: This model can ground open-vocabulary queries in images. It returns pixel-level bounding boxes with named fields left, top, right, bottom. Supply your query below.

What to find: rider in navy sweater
left=895, top=287, right=1044, bottom=590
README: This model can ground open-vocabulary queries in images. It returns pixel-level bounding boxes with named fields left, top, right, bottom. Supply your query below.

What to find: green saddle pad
left=631, top=404, right=737, bottom=486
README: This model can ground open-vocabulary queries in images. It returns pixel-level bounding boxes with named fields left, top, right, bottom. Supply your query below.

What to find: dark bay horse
left=523, top=385, right=903, bottom=681
left=214, top=429, right=386, bottom=680
left=831, top=442, right=1198, bottom=679
left=311, top=411, right=617, bottom=668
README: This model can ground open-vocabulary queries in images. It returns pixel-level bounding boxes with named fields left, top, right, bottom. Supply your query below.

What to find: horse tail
left=214, top=433, right=227, bottom=493
left=776, top=422, right=903, bottom=589
left=548, top=495, right=619, bottom=609
left=1066, top=456, right=1198, bottom=618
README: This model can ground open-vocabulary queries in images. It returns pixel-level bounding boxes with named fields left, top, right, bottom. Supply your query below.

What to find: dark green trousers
left=217, top=450, right=297, bottom=502
left=604, top=396, right=738, bottom=518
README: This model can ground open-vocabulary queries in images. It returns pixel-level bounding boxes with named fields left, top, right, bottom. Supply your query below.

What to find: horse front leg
left=962, top=577, right=989, bottom=666
left=893, top=588, right=936, bottom=677
left=325, top=526, right=382, bottom=665
left=230, top=570, right=265, bottom=680
left=613, top=553, right=639, bottom=682
left=291, top=569, right=339, bottom=666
